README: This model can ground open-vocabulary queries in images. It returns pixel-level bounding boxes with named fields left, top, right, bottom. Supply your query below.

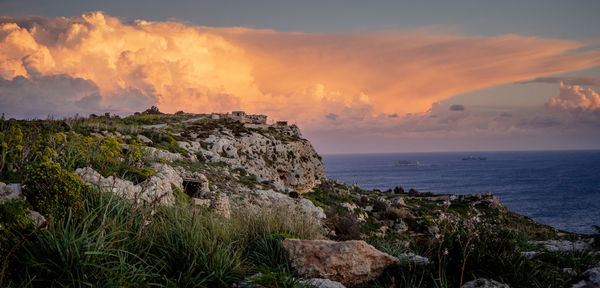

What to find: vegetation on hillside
left=303, top=181, right=599, bottom=288
left=0, top=112, right=598, bottom=287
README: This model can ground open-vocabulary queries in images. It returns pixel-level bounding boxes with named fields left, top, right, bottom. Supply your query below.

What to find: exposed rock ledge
left=178, top=129, right=326, bottom=192
left=75, top=163, right=182, bottom=205
left=231, top=189, right=326, bottom=221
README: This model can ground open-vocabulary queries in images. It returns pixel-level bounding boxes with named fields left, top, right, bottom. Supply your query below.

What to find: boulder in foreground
left=281, top=239, right=398, bottom=286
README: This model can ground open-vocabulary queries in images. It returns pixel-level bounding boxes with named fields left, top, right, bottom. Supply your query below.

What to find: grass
left=239, top=174, right=258, bottom=188
left=363, top=228, right=593, bottom=288
left=1, top=184, right=323, bottom=287
left=303, top=184, right=353, bottom=210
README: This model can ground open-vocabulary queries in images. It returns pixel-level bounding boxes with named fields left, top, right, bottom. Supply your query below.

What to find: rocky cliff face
left=177, top=120, right=326, bottom=192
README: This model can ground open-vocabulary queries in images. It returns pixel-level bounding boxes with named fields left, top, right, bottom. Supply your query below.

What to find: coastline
left=0, top=112, right=598, bottom=287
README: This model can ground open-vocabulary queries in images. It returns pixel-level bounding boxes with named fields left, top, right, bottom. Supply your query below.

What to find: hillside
left=0, top=110, right=598, bottom=288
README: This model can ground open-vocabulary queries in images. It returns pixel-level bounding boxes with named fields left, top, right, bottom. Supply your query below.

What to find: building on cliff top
left=211, top=111, right=288, bottom=128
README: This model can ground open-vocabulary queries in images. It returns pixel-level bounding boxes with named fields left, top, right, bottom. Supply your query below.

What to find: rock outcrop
left=233, top=189, right=326, bottom=221
left=281, top=239, right=399, bottom=286
left=75, top=163, right=183, bottom=205
left=193, top=192, right=231, bottom=219
left=572, top=266, right=600, bottom=288
left=179, top=125, right=326, bottom=192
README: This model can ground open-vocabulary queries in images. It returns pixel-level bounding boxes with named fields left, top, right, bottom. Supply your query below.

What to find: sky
left=0, top=0, right=599, bottom=153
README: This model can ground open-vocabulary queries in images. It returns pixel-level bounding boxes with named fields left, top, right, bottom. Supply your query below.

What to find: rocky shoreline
left=0, top=110, right=598, bottom=287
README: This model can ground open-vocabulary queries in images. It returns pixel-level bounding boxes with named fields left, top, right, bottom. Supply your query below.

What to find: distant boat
left=396, top=160, right=420, bottom=166
left=462, top=156, right=486, bottom=160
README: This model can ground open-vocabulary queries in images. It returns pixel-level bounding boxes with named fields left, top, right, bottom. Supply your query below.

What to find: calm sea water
left=322, top=150, right=600, bottom=234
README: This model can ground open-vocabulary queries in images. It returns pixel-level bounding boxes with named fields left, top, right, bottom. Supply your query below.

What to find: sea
left=322, top=150, right=600, bottom=234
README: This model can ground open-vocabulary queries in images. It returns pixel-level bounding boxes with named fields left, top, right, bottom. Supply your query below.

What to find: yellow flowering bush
left=23, top=161, right=90, bottom=221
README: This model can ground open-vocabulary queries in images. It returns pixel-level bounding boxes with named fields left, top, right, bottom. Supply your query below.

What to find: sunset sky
left=1, top=1, right=599, bottom=153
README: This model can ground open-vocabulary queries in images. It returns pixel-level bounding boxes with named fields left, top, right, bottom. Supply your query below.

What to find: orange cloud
left=545, top=82, right=600, bottom=123
left=1, top=12, right=600, bottom=126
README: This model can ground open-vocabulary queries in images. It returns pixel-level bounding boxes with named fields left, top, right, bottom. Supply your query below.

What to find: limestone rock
left=397, top=252, right=430, bottom=266
left=391, top=196, right=406, bottom=207
left=136, top=134, right=153, bottom=145
left=572, top=267, right=600, bottom=288
left=245, top=189, right=325, bottom=221
left=192, top=190, right=231, bottom=219
left=145, top=146, right=189, bottom=162
left=76, top=167, right=141, bottom=198
left=181, top=129, right=326, bottom=192
left=393, top=220, right=408, bottom=232
left=193, top=198, right=211, bottom=207
left=147, top=163, right=183, bottom=203
left=28, top=210, right=46, bottom=225
left=272, top=180, right=292, bottom=193
left=177, top=141, right=202, bottom=154
left=299, top=278, right=346, bottom=288
left=462, top=279, right=510, bottom=288
left=299, top=198, right=326, bottom=220
left=281, top=239, right=399, bottom=286
left=212, top=193, right=231, bottom=219
left=374, top=197, right=390, bottom=211
left=176, top=166, right=210, bottom=195
left=75, top=164, right=182, bottom=205
left=532, top=240, right=592, bottom=252
left=340, top=202, right=367, bottom=222
left=141, top=123, right=167, bottom=130
left=0, top=182, right=22, bottom=202
left=520, top=251, right=539, bottom=259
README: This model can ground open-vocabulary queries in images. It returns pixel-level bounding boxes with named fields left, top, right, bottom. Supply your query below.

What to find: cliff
left=176, top=118, right=326, bottom=192
left=0, top=111, right=598, bottom=288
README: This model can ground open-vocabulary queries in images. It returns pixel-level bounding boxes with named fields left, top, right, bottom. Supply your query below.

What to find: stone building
left=246, top=114, right=267, bottom=124
left=230, top=111, right=246, bottom=122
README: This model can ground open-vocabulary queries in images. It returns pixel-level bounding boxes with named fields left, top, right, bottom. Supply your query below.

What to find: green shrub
left=303, top=185, right=352, bottom=209
left=248, top=236, right=290, bottom=271
left=124, top=167, right=156, bottom=184
left=23, top=161, right=90, bottom=221
left=208, top=161, right=228, bottom=168
left=0, top=200, right=33, bottom=265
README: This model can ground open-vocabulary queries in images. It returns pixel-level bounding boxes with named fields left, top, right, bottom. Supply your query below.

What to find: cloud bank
left=1, top=12, right=600, bottom=126
left=544, top=82, right=600, bottom=122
